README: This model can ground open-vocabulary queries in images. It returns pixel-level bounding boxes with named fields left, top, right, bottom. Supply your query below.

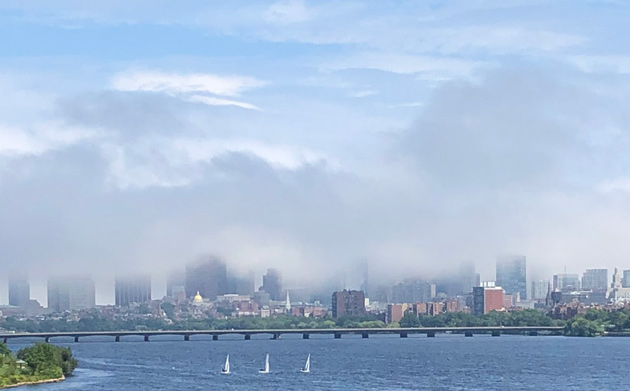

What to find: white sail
left=259, top=353, right=270, bottom=374
left=221, top=354, right=230, bottom=374
left=301, top=354, right=310, bottom=373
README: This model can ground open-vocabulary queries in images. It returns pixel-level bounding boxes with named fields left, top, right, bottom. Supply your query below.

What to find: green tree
left=160, top=302, right=175, bottom=319
left=565, top=317, right=604, bottom=337
left=17, top=343, right=77, bottom=377
left=0, top=342, right=12, bottom=357
left=399, top=313, right=420, bottom=327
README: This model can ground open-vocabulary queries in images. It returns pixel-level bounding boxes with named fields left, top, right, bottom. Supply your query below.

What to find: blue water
left=8, top=334, right=630, bottom=390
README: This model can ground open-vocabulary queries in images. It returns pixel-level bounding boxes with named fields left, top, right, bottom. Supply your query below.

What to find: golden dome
left=193, top=291, right=203, bottom=302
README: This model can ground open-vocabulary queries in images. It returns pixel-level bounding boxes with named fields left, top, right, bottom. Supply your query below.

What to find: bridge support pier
left=115, top=336, right=121, bottom=342
left=244, top=334, right=251, bottom=340
left=44, top=337, right=50, bottom=343
left=144, top=335, right=150, bottom=342
left=464, top=331, right=473, bottom=337
left=362, top=332, right=369, bottom=339
left=74, top=336, right=80, bottom=343
left=184, top=335, right=190, bottom=341
left=2, top=337, right=7, bottom=343
left=427, top=332, right=436, bottom=338
left=212, top=335, right=219, bottom=341
left=528, top=331, right=538, bottom=336
left=400, top=332, right=408, bottom=338
left=303, top=333, right=310, bottom=339
left=334, top=333, right=341, bottom=339
left=272, top=333, right=281, bottom=340
left=491, top=331, right=501, bottom=337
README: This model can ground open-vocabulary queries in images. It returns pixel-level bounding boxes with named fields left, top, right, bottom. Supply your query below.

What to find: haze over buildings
left=1, top=2, right=630, bottom=306
left=47, top=276, right=96, bottom=312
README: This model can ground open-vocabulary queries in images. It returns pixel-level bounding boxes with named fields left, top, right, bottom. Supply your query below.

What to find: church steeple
left=285, top=290, right=291, bottom=312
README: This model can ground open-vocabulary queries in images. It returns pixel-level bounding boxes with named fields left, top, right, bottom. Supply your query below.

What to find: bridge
left=0, top=326, right=564, bottom=343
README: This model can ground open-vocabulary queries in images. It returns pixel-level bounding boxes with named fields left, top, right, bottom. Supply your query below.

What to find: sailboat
left=221, top=354, right=230, bottom=374
left=259, top=353, right=270, bottom=374
left=300, top=354, right=310, bottom=373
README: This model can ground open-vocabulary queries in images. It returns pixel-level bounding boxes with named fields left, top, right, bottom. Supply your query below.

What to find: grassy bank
left=0, top=343, right=77, bottom=389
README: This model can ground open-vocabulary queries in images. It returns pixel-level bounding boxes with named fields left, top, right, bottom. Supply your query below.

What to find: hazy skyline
left=2, top=1, right=630, bottom=305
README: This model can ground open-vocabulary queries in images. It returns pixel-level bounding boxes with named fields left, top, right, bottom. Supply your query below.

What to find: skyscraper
left=47, top=276, right=96, bottom=312
left=331, top=290, right=366, bottom=318
left=472, top=287, right=485, bottom=316
left=496, top=255, right=527, bottom=300
left=262, top=268, right=283, bottom=301
left=115, top=274, right=152, bottom=307
left=185, top=257, right=228, bottom=300
left=8, top=272, right=30, bottom=308
left=166, top=269, right=185, bottom=298
left=531, top=280, right=550, bottom=301
left=581, top=269, right=608, bottom=293
left=553, top=273, right=580, bottom=292
left=623, top=270, right=630, bottom=288
left=391, top=280, right=436, bottom=303
left=459, top=262, right=476, bottom=294
left=226, top=269, right=255, bottom=296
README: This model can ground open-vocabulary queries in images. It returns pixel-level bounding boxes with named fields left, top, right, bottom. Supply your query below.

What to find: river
left=9, top=334, right=629, bottom=390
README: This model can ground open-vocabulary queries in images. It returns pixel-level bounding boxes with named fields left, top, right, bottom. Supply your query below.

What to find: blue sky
left=1, top=1, right=630, bottom=304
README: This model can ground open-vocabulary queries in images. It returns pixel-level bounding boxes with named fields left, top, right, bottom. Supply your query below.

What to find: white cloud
left=111, top=70, right=267, bottom=97
left=0, top=121, right=95, bottom=157
left=426, top=26, right=586, bottom=55
left=597, top=178, right=630, bottom=193
left=187, top=95, right=261, bottom=111
left=326, top=53, right=486, bottom=80
left=387, top=101, right=424, bottom=109
left=263, top=0, right=311, bottom=25
left=99, top=135, right=333, bottom=190
left=570, top=55, right=630, bottom=74
left=348, top=90, right=376, bottom=98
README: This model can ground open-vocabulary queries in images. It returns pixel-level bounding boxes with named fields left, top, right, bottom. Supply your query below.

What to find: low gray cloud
left=3, top=64, right=630, bottom=305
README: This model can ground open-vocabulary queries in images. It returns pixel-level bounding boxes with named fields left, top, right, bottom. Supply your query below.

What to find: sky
left=1, top=0, right=630, bottom=305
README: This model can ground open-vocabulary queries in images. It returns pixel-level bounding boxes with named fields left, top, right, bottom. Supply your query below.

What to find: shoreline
left=0, top=376, right=65, bottom=389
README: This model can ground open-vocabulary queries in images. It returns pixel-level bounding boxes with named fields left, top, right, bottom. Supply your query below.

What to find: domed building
left=193, top=291, right=204, bottom=305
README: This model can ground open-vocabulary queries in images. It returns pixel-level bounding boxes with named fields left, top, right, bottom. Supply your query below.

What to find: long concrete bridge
left=0, top=326, right=564, bottom=343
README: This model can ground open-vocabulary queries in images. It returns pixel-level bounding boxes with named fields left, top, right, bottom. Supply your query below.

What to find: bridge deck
left=0, top=326, right=564, bottom=342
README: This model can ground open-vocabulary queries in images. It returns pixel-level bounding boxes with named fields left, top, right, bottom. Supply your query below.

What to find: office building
left=472, top=286, right=504, bottom=315
left=459, top=263, right=477, bottom=294
left=8, top=272, right=30, bottom=308
left=496, top=255, right=527, bottom=300
left=262, top=268, right=283, bottom=301
left=167, top=269, right=185, bottom=298
left=553, top=273, right=580, bottom=292
left=47, top=276, right=96, bottom=312
left=531, top=280, right=550, bottom=301
left=115, top=274, right=151, bottom=307
left=185, top=257, right=228, bottom=300
left=484, top=287, right=504, bottom=314
left=623, top=270, right=630, bottom=288
left=331, top=290, right=366, bottom=318
left=581, top=269, right=608, bottom=293
left=472, top=287, right=485, bottom=316
left=227, top=271, right=255, bottom=296
left=391, top=280, right=436, bottom=303
left=387, top=303, right=406, bottom=324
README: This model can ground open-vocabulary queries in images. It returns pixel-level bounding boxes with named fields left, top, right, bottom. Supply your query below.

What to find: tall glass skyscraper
left=115, top=274, right=152, bottom=307
left=8, top=272, right=30, bottom=307
left=581, top=269, right=608, bottom=293
left=496, top=255, right=527, bottom=300
left=185, top=257, right=228, bottom=300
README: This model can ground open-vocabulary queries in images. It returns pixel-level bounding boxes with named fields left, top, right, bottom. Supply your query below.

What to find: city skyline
left=2, top=2, right=630, bottom=298
left=4, top=259, right=630, bottom=307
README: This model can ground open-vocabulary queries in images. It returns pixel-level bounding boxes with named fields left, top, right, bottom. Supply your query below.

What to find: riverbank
left=0, top=376, right=64, bottom=389
left=0, top=343, right=77, bottom=389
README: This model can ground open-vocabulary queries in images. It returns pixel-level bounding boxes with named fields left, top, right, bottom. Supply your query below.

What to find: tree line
left=0, top=343, right=77, bottom=388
